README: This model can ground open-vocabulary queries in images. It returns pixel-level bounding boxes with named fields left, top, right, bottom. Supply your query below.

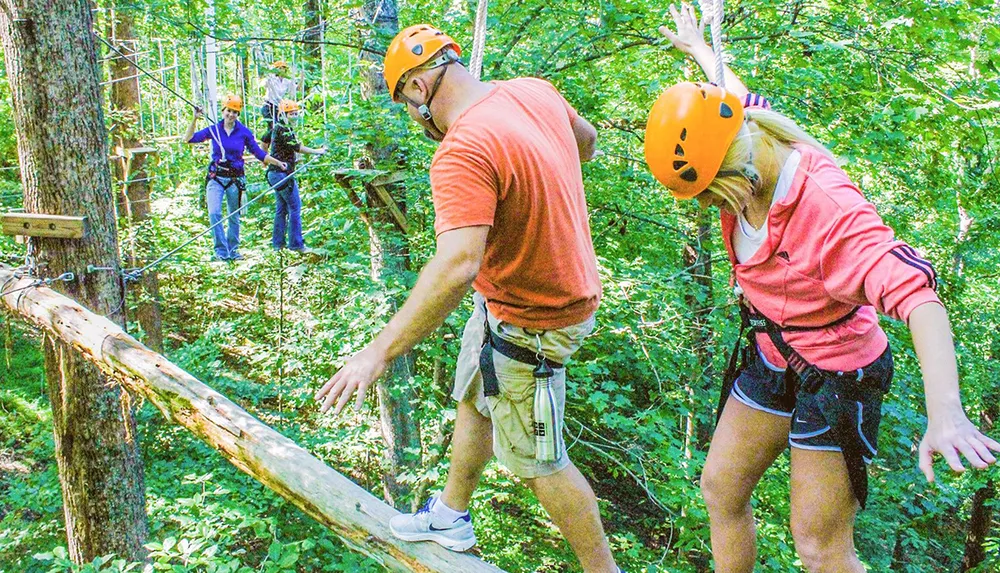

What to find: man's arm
left=572, top=115, right=598, bottom=163
left=316, top=225, right=490, bottom=415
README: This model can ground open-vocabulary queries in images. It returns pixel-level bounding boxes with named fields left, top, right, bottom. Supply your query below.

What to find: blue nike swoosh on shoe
left=428, top=514, right=471, bottom=531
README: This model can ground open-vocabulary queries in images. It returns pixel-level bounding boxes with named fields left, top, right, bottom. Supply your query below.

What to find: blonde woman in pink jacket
left=647, top=5, right=1000, bottom=572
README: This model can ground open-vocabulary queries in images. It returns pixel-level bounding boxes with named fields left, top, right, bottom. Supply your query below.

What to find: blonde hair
left=706, top=108, right=833, bottom=213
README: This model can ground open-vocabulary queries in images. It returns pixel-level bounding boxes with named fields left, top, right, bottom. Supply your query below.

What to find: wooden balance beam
left=0, top=265, right=504, bottom=573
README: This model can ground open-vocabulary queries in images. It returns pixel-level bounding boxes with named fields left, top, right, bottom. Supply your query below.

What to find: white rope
left=708, top=0, right=726, bottom=89
left=469, top=0, right=489, bottom=80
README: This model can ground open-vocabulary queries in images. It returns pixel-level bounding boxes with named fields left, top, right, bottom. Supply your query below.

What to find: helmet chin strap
left=402, top=64, right=451, bottom=136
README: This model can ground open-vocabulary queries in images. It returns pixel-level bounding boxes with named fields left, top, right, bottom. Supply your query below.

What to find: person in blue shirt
left=184, top=94, right=287, bottom=261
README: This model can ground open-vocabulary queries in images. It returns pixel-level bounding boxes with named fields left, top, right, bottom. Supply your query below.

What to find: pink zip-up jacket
left=723, top=138, right=942, bottom=372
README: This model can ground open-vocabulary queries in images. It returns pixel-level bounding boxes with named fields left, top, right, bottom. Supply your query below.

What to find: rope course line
left=95, top=35, right=203, bottom=115
left=106, top=2, right=376, bottom=54
left=469, top=0, right=490, bottom=80
left=179, top=17, right=383, bottom=56
left=96, top=34, right=226, bottom=152
left=707, top=0, right=726, bottom=89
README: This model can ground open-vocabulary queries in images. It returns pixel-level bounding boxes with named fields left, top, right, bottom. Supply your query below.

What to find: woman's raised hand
left=659, top=3, right=709, bottom=57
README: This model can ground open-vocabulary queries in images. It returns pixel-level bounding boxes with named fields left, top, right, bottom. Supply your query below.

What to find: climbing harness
left=206, top=162, right=249, bottom=206
left=477, top=299, right=564, bottom=462
left=719, top=299, right=883, bottom=509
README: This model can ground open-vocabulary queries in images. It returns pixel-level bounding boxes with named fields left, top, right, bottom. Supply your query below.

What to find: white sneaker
left=389, top=495, right=476, bottom=552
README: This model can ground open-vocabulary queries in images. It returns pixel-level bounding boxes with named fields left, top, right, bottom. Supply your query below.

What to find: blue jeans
left=267, top=170, right=304, bottom=250
left=206, top=176, right=243, bottom=259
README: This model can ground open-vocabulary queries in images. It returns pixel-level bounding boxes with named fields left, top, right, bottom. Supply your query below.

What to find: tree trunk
left=0, top=0, right=148, bottom=563
left=302, top=0, right=323, bottom=92
left=683, top=208, right=715, bottom=451
left=960, top=371, right=996, bottom=571
left=357, top=0, right=423, bottom=510
left=109, top=6, right=164, bottom=353
left=961, top=479, right=996, bottom=571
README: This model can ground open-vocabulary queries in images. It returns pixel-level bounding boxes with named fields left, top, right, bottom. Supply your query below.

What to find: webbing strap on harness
left=718, top=303, right=872, bottom=509
left=207, top=164, right=248, bottom=205
left=478, top=303, right=563, bottom=398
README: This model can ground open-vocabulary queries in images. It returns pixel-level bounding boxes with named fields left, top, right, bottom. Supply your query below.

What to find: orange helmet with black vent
left=644, top=82, right=744, bottom=199
left=278, top=99, right=301, bottom=114
left=221, top=94, right=243, bottom=113
left=383, top=24, right=462, bottom=102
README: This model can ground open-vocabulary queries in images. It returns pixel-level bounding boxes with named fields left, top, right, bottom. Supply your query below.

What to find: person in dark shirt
left=261, top=99, right=326, bottom=252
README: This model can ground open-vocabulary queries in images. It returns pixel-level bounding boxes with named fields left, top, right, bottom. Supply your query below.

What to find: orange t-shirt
left=430, top=77, right=601, bottom=329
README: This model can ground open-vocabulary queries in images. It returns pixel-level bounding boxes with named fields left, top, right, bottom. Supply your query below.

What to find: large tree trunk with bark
left=109, top=6, right=164, bottom=353
left=357, top=0, right=423, bottom=510
left=0, top=0, right=148, bottom=563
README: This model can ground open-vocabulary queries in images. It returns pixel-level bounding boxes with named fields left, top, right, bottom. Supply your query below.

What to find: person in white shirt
left=260, top=60, right=297, bottom=144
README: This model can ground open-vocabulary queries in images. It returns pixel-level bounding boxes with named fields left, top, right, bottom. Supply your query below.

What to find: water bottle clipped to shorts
left=530, top=332, right=561, bottom=462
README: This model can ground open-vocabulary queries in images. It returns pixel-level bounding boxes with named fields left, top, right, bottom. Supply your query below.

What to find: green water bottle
left=533, top=360, right=559, bottom=462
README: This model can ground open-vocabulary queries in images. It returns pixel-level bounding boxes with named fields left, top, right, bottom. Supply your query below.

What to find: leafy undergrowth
left=0, top=324, right=384, bottom=573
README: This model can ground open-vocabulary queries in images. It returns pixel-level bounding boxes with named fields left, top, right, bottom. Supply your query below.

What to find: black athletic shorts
left=730, top=344, right=894, bottom=462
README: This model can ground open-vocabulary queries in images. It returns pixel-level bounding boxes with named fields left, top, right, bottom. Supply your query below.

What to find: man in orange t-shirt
left=315, top=24, right=621, bottom=573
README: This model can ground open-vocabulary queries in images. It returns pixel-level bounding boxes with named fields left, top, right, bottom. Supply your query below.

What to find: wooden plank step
left=1, top=213, right=88, bottom=239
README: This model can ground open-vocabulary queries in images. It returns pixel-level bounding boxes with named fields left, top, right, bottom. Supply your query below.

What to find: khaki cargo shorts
left=453, top=292, right=595, bottom=478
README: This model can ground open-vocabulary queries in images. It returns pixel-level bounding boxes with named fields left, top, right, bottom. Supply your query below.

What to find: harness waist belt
left=479, top=328, right=563, bottom=398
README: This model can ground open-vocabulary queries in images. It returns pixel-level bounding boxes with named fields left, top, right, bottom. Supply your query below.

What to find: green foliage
left=2, top=0, right=999, bottom=571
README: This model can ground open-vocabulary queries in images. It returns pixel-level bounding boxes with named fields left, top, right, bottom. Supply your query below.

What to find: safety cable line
left=96, top=34, right=227, bottom=151
left=127, top=155, right=325, bottom=278
left=0, top=273, right=75, bottom=299
left=182, top=19, right=383, bottom=56
left=96, top=34, right=203, bottom=114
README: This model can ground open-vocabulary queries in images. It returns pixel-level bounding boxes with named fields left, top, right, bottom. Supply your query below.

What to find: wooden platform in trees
left=0, top=264, right=505, bottom=573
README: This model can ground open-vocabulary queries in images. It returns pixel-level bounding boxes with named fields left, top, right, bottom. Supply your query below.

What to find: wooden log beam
left=369, top=183, right=409, bottom=234
left=0, top=265, right=505, bottom=573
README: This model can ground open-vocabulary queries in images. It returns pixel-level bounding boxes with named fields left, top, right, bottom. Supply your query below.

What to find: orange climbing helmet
left=278, top=99, right=301, bottom=114
left=221, top=94, right=243, bottom=113
left=384, top=24, right=462, bottom=102
left=644, top=82, right=745, bottom=199
left=272, top=60, right=289, bottom=70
